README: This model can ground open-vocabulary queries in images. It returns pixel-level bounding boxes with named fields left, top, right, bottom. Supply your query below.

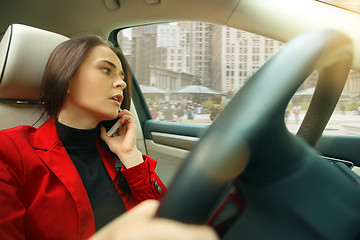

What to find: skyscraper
left=211, top=25, right=283, bottom=93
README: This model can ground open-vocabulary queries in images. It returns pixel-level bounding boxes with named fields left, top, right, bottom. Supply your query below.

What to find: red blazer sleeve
left=0, top=132, right=26, bottom=240
left=121, top=155, right=167, bottom=207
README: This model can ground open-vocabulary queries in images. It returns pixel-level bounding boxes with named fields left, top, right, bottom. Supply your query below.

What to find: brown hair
left=40, top=35, right=132, bottom=118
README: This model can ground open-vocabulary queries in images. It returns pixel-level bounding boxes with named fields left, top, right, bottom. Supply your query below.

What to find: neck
left=57, top=112, right=99, bottom=129
left=58, top=105, right=100, bottom=129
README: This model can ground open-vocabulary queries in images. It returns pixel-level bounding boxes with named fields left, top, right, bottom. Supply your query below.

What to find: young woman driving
left=0, top=36, right=166, bottom=239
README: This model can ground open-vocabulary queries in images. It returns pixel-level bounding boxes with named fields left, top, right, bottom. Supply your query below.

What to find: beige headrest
left=0, top=24, right=68, bottom=101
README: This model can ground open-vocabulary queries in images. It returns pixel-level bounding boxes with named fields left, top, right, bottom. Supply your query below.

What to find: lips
left=110, top=94, right=123, bottom=105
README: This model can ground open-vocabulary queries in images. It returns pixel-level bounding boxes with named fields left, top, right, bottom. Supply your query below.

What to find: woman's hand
left=90, top=200, right=219, bottom=240
left=100, top=109, right=143, bottom=168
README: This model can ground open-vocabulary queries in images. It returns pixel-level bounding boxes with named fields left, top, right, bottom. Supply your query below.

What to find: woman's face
left=60, top=44, right=126, bottom=128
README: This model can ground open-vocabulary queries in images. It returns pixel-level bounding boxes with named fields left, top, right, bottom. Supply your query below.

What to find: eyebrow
left=97, top=59, right=124, bottom=77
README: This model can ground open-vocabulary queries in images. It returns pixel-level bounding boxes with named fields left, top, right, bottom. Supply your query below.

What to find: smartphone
left=106, top=118, right=121, bottom=136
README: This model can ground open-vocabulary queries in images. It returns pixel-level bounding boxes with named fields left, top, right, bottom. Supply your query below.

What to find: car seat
left=0, top=24, right=68, bottom=130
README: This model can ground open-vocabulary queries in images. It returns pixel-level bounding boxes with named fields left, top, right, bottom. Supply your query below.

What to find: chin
left=108, top=112, right=119, bottom=121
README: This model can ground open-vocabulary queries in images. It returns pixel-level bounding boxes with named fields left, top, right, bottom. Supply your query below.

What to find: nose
left=113, top=78, right=127, bottom=90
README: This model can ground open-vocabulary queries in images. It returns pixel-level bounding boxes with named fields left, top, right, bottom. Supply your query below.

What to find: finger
left=119, top=115, right=134, bottom=127
left=118, top=109, right=134, bottom=119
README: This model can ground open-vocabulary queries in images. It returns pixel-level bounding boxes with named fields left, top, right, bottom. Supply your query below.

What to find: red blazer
left=0, top=118, right=166, bottom=240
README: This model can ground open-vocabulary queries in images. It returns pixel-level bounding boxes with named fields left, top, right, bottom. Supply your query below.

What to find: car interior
left=1, top=0, right=360, bottom=239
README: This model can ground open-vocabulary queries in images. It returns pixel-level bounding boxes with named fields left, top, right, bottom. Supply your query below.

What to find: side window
left=117, top=22, right=283, bottom=123
left=117, top=22, right=360, bottom=136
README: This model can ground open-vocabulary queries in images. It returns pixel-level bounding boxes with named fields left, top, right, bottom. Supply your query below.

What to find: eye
left=102, top=67, right=111, bottom=75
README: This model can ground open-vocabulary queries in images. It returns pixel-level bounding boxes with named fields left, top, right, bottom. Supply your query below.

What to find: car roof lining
left=1, top=0, right=359, bottom=71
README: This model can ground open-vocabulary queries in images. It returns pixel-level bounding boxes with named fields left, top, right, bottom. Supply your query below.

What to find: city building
left=211, top=25, right=283, bottom=93
left=149, top=66, right=194, bottom=90
left=119, top=20, right=359, bottom=98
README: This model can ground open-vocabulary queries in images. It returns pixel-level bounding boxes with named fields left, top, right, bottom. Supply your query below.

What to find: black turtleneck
left=55, top=118, right=126, bottom=231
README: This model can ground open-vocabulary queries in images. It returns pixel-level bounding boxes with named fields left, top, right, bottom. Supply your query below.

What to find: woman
left=0, top=36, right=166, bottom=239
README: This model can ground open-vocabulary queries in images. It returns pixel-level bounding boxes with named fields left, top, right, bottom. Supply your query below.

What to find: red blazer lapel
left=33, top=118, right=95, bottom=236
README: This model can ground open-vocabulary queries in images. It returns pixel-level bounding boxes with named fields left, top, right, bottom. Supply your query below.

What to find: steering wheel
left=156, top=30, right=360, bottom=239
